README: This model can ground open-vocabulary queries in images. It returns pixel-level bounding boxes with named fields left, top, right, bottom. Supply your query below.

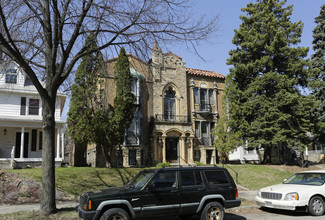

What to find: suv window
left=181, top=170, right=203, bottom=186
left=151, top=171, right=177, bottom=188
left=204, top=170, right=229, bottom=185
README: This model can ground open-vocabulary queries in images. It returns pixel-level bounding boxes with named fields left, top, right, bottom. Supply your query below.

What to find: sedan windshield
left=126, top=170, right=155, bottom=189
left=283, top=173, right=325, bottom=186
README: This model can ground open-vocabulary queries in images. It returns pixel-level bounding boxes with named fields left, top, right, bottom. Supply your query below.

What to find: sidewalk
left=0, top=201, right=79, bottom=215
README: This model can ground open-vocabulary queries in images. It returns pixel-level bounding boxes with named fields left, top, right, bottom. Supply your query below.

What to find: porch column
left=200, top=148, right=206, bottom=164
left=20, top=127, right=25, bottom=158
left=180, top=136, right=185, bottom=164
left=56, top=128, right=60, bottom=159
left=61, top=132, right=65, bottom=159
left=162, top=135, right=166, bottom=163
left=212, top=149, right=216, bottom=164
left=189, top=138, right=194, bottom=163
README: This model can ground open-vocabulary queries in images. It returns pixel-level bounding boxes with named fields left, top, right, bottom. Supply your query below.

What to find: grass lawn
left=6, top=167, right=143, bottom=196
left=222, top=164, right=295, bottom=190
left=5, top=164, right=298, bottom=195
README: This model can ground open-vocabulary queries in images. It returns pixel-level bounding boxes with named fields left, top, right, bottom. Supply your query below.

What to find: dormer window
left=5, top=69, right=17, bottom=84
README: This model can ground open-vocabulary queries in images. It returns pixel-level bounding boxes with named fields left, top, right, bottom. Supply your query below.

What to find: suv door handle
left=171, top=189, right=179, bottom=193
left=198, top=188, right=206, bottom=191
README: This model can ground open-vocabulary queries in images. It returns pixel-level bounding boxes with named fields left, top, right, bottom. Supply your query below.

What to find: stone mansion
left=80, top=42, right=225, bottom=167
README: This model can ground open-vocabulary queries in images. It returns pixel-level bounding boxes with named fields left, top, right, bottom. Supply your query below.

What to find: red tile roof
left=186, top=68, right=225, bottom=79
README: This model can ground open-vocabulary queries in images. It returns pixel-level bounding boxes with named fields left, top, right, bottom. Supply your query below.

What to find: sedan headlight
left=284, top=192, right=299, bottom=201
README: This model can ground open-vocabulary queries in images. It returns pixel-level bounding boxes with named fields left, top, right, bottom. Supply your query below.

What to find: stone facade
left=87, top=43, right=225, bottom=167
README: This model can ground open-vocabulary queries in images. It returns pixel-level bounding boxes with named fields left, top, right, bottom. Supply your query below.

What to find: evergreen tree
left=311, top=4, right=325, bottom=145
left=94, top=47, right=136, bottom=166
left=226, top=0, right=313, bottom=163
left=212, top=97, right=242, bottom=163
left=109, top=47, right=136, bottom=146
left=67, top=34, right=104, bottom=166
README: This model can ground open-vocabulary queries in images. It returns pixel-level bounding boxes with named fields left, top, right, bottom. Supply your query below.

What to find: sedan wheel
left=309, top=196, right=325, bottom=216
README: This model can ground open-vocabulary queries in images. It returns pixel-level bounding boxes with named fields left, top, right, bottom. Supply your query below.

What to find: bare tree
left=0, top=0, right=219, bottom=215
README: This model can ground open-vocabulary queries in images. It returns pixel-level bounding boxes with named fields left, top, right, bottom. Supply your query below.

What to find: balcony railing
left=200, top=104, right=211, bottom=112
left=155, top=114, right=189, bottom=123
left=200, top=137, right=214, bottom=146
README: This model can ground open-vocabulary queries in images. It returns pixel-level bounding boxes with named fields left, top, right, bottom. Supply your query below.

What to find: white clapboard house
left=0, top=56, right=66, bottom=169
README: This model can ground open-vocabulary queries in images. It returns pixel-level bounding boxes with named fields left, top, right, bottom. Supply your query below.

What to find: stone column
left=162, top=135, right=166, bottom=163
left=20, top=127, right=25, bottom=158
left=200, top=148, right=206, bottom=164
left=212, top=149, right=216, bottom=164
left=188, top=137, right=194, bottom=163
left=180, top=136, right=185, bottom=164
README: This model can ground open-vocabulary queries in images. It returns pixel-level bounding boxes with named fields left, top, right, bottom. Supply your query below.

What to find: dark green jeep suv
left=77, top=166, right=241, bottom=220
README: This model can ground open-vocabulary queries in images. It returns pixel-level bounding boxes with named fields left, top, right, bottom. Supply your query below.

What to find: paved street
left=1, top=191, right=325, bottom=219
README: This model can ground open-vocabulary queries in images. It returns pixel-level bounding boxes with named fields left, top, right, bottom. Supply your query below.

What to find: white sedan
left=256, top=170, right=325, bottom=216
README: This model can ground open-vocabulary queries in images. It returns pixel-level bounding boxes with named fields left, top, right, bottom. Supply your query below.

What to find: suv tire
left=100, top=208, right=131, bottom=220
left=200, top=201, right=224, bottom=220
left=308, top=196, right=325, bottom=216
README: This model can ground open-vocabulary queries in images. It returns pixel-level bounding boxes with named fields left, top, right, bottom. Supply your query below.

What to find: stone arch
left=162, top=83, right=181, bottom=99
left=165, top=128, right=183, bottom=137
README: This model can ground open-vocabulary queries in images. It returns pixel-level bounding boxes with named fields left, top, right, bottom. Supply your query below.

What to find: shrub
left=156, top=162, right=171, bottom=168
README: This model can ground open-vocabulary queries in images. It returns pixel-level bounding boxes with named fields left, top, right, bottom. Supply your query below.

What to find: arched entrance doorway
left=166, top=137, right=179, bottom=163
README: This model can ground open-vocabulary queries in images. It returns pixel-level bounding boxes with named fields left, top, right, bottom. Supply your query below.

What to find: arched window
left=164, top=87, right=176, bottom=121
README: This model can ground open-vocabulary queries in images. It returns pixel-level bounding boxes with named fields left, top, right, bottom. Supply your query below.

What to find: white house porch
left=0, top=123, right=65, bottom=169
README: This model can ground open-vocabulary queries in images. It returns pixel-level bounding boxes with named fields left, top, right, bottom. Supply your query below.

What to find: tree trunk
left=262, top=145, right=272, bottom=164
left=40, top=96, right=56, bottom=215
left=100, top=141, right=114, bottom=168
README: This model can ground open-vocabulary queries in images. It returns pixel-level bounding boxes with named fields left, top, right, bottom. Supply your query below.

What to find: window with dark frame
left=29, top=99, right=39, bottom=115
left=193, top=87, right=199, bottom=104
left=209, top=90, right=214, bottom=105
left=31, top=129, right=37, bottom=151
left=20, top=97, right=26, bottom=115
left=5, top=74, right=17, bottom=84
left=129, top=149, right=137, bottom=166
left=164, top=87, right=176, bottom=121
